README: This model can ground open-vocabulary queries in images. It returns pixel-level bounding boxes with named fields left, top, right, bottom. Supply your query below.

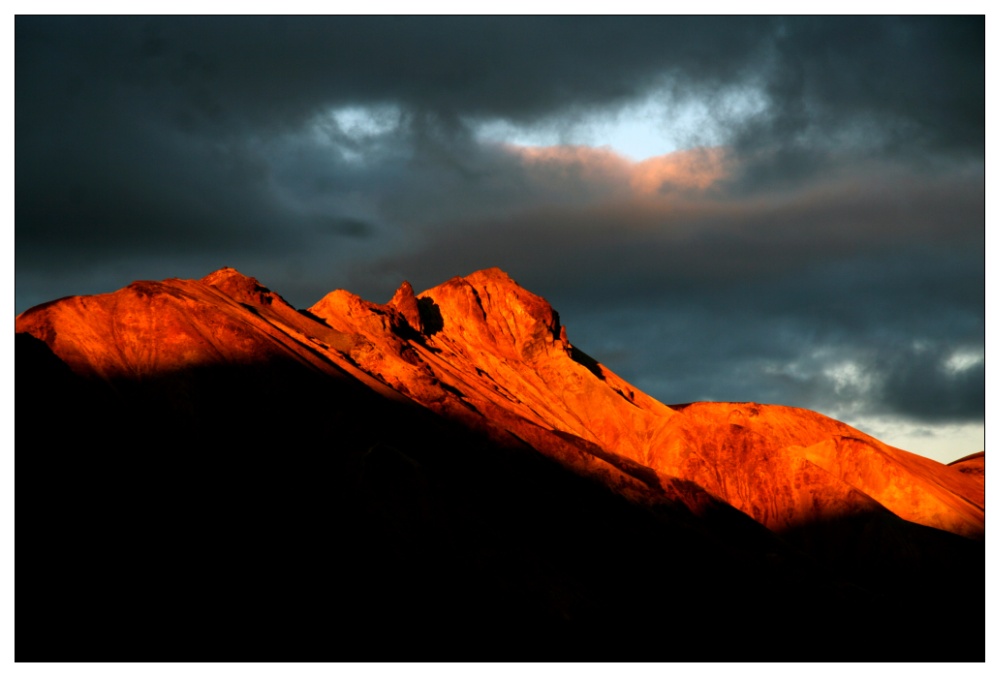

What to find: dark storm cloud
left=17, top=16, right=759, bottom=130
left=17, top=16, right=982, bottom=158
left=15, top=16, right=984, bottom=444
left=720, top=16, right=984, bottom=190
left=763, top=17, right=983, bottom=153
left=16, top=16, right=982, bottom=259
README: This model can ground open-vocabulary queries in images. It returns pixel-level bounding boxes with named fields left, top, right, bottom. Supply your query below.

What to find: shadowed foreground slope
left=15, top=267, right=984, bottom=661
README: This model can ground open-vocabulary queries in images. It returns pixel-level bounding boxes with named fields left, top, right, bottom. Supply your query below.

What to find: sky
left=13, top=14, right=986, bottom=463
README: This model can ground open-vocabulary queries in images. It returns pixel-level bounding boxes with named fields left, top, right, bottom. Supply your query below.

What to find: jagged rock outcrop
left=386, top=280, right=424, bottom=334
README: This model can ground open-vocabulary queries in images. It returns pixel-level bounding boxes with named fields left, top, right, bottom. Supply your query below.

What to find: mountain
left=15, top=267, right=984, bottom=661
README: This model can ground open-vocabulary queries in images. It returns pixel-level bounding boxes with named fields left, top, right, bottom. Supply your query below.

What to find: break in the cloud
left=14, top=16, right=984, bottom=462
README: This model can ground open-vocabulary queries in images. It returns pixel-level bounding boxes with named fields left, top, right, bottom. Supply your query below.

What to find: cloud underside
left=14, top=16, right=984, bottom=456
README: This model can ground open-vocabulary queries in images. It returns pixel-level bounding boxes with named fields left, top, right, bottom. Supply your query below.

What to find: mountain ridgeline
left=15, top=267, right=984, bottom=661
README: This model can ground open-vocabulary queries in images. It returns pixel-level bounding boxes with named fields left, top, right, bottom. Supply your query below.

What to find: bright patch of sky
left=473, top=85, right=768, bottom=160
left=329, top=104, right=402, bottom=136
left=303, top=86, right=770, bottom=162
left=308, top=104, right=403, bottom=162
left=822, top=360, right=876, bottom=396
left=842, top=417, right=984, bottom=465
left=943, top=347, right=984, bottom=374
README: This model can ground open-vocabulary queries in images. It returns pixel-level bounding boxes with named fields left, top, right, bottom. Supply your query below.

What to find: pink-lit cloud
left=502, top=143, right=731, bottom=198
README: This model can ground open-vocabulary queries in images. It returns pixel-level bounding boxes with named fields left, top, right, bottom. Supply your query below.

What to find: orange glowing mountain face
left=16, top=266, right=983, bottom=539
left=316, top=267, right=985, bottom=540
left=15, top=266, right=985, bottom=661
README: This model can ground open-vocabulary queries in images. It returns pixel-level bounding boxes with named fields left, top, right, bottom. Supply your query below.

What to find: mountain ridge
left=16, top=266, right=984, bottom=537
left=14, top=265, right=985, bottom=661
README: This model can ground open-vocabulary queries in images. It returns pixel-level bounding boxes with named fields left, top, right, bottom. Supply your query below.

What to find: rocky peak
left=418, top=268, right=565, bottom=360
left=201, top=267, right=283, bottom=307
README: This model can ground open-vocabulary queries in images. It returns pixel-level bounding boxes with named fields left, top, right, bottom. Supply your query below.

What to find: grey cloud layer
left=15, top=16, right=984, bottom=437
